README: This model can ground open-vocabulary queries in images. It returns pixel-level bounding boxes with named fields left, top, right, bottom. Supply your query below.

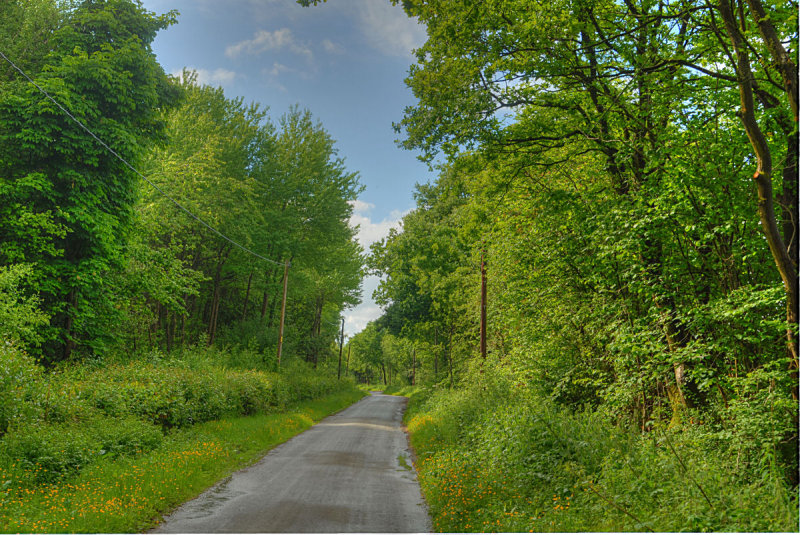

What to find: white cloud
left=226, top=28, right=313, bottom=62
left=267, top=62, right=296, bottom=77
left=345, top=276, right=382, bottom=336
left=348, top=200, right=406, bottom=249
left=357, top=1, right=426, bottom=58
left=322, top=39, right=345, bottom=55
left=349, top=199, right=374, bottom=213
left=172, top=67, right=237, bottom=88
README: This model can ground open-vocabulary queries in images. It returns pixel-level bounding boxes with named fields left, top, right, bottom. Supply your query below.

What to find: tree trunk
left=310, top=295, right=323, bottom=368
left=480, top=251, right=487, bottom=359
left=412, top=347, right=416, bottom=386
left=208, top=261, right=224, bottom=346
left=260, top=265, right=277, bottom=320
left=718, top=0, right=799, bottom=375
left=433, top=325, right=439, bottom=379
left=742, top=0, right=798, bottom=123
left=62, top=288, right=77, bottom=361
left=242, top=271, right=253, bottom=321
left=448, top=323, right=455, bottom=388
left=166, top=312, right=174, bottom=352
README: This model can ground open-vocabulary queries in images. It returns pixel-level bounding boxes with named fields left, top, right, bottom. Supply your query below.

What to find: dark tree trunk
left=718, top=0, right=799, bottom=377
left=242, top=271, right=253, bottom=321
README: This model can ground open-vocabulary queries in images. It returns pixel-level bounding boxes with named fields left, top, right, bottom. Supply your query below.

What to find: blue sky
left=138, top=0, right=430, bottom=336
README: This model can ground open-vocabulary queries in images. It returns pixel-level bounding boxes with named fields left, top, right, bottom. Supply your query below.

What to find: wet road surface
left=152, top=392, right=430, bottom=533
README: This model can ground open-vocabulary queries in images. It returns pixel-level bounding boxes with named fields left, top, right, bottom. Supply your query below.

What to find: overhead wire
left=0, top=49, right=285, bottom=267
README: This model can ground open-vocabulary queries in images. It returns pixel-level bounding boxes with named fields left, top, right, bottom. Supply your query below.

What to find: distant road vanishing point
left=152, top=392, right=431, bottom=533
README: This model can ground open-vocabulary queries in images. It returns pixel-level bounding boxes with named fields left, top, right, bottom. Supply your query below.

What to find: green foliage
left=0, top=344, right=357, bottom=492
left=0, top=264, right=49, bottom=348
left=0, top=388, right=364, bottom=533
left=2, top=2, right=365, bottom=366
left=300, top=2, right=800, bottom=530
left=1, top=414, right=162, bottom=484
left=0, top=0, right=177, bottom=362
left=0, top=344, right=42, bottom=436
left=406, top=365, right=798, bottom=532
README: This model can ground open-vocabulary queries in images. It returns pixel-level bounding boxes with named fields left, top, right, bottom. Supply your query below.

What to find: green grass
left=403, top=383, right=799, bottom=533
left=382, top=384, right=422, bottom=397
left=356, top=383, right=386, bottom=393
left=0, top=388, right=364, bottom=533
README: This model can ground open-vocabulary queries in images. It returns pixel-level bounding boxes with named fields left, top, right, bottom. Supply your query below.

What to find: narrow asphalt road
left=152, top=392, right=431, bottom=533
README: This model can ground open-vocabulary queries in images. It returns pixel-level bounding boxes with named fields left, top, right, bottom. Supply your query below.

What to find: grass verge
left=403, top=384, right=798, bottom=533
left=0, top=387, right=364, bottom=533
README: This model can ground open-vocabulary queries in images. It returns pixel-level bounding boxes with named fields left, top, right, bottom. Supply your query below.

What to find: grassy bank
left=403, top=376, right=798, bottom=532
left=0, top=344, right=364, bottom=533
left=0, top=388, right=363, bottom=533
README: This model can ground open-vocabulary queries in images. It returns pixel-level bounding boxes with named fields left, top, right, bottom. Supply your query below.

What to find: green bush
left=93, top=415, right=163, bottom=458
left=0, top=414, right=162, bottom=485
left=1, top=423, right=97, bottom=484
left=0, top=346, right=357, bottom=491
left=0, top=343, right=42, bottom=435
left=407, top=365, right=799, bottom=532
left=0, top=264, right=49, bottom=349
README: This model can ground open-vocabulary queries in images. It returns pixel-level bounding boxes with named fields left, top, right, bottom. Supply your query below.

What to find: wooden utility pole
left=433, top=325, right=439, bottom=379
left=337, top=317, right=345, bottom=380
left=412, top=347, right=416, bottom=386
left=480, top=250, right=487, bottom=360
left=276, top=260, right=289, bottom=368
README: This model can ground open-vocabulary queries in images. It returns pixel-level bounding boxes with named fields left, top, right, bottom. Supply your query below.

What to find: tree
left=0, top=0, right=177, bottom=362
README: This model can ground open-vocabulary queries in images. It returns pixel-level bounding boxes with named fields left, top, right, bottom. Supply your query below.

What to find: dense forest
left=0, top=0, right=363, bottom=366
left=341, top=0, right=799, bottom=530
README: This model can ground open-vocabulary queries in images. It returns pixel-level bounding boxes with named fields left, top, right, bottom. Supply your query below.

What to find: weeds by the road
left=0, top=381, right=363, bottom=533
left=404, top=370, right=798, bottom=533
left=0, top=300, right=366, bottom=532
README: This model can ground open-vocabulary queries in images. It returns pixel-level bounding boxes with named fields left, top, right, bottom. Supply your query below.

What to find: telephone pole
left=337, top=317, right=345, bottom=380
left=276, top=260, right=289, bottom=368
left=480, top=250, right=487, bottom=360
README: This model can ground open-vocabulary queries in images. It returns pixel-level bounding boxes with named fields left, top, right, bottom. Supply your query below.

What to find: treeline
left=347, top=0, right=798, bottom=489
left=0, top=0, right=363, bottom=366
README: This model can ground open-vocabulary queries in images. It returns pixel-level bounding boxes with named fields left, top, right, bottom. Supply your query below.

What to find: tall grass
left=0, top=389, right=363, bottom=533
left=405, top=368, right=799, bottom=532
left=0, top=343, right=363, bottom=532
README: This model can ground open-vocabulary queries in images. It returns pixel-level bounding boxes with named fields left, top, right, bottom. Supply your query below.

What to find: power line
left=0, top=49, right=285, bottom=267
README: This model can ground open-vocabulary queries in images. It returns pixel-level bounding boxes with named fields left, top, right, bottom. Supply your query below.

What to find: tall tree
left=0, top=0, right=177, bottom=362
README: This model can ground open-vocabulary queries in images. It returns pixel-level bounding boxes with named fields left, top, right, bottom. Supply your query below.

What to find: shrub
left=93, top=415, right=163, bottom=458
left=1, top=422, right=97, bottom=484
left=0, top=346, right=357, bottom=490
left=0, top=264, right=49, bottom=349
left=0, top=343, right=42, bottom=435
left=0, top=414, right=162, bottom=485
left=407, top=364, right=799, bottom=532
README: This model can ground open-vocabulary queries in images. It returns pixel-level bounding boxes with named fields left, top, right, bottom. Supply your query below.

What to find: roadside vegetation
left=0, top=2, right=366, bottom=531
left=343, top=0, right=799, bottom=531
left=402, top=372, right=796, bottom=532
left=0, top=337, right=362, bottom=533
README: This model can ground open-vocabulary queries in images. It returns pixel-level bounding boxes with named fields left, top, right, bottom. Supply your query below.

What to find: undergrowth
left=0, top=343, right=363, bottom=532
left=404, top=367, right=799, bottom=532
left=0, top=388, right=364, bottom=533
